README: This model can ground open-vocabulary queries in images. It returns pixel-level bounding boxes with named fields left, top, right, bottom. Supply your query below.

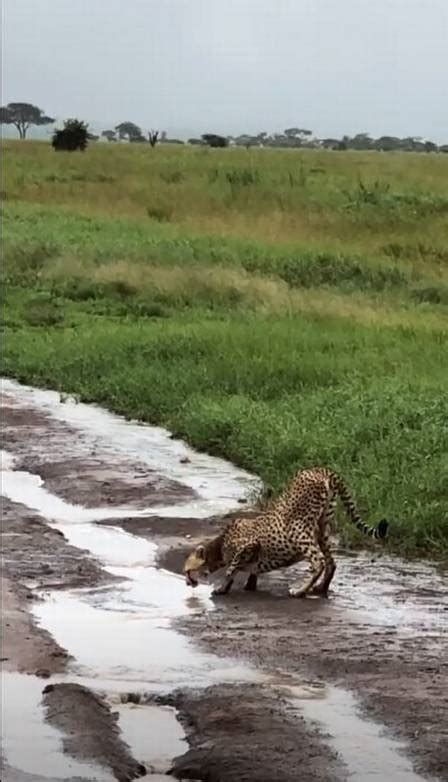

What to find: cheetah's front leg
left=244, top=573, right=258, bottom=591
left=212, top=543, right=260, bottom=597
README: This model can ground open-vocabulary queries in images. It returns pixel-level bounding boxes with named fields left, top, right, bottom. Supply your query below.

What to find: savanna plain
left=3, top=140, right=447, bottom=555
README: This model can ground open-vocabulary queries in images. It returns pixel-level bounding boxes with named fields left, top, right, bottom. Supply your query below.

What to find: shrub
left=202, top=134, right=229, bottom=148
left=52, top=119, right=90, bottom=152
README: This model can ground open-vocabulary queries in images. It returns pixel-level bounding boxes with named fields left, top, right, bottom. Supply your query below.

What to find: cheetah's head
left=183, top=535, right=224, bottom=588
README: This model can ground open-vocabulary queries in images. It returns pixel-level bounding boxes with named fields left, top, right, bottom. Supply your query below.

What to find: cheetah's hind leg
left=289, top=541, right=325, bottom=598
left=307, top=501, right=336, bottom=597
left=310, top=528, right=336, bottom=597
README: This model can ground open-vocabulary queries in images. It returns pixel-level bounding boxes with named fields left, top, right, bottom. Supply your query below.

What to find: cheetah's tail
left=331, top=473, right=389, bottom=540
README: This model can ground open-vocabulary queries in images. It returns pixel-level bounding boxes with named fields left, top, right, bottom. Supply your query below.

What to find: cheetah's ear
left=196, top=544, right=205, bottom=558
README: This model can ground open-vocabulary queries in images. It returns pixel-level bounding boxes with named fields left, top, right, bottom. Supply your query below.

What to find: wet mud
left=2, top=576, right=69, bottom=677
left=2, top=497, right=110, bottom=591
left=1, top=378, right=447, bottom=782
left=167, top=683, right=346, bottom=782
left=42, top=683, right=147, bottom=781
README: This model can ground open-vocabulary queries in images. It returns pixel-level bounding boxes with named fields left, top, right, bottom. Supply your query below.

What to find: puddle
left=335, top=555, right=448, bottom=637
left=2, top=378, right=260, bottom=517
left=290, top=684, right=427, bottom=782
left=1, top=456, right=158, bottom=524
left=1, top=462, right=260, bottom=689
left=33, top=586, right=260, bottom=691
left=114, top=702, right=185, bottom=774
left=1, top=449, right=262, bottom=692
left=1, top=671, right=115, bottom=781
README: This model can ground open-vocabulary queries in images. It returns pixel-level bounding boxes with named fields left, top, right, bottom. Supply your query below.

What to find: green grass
left=2, top=141, right=448, bottom=557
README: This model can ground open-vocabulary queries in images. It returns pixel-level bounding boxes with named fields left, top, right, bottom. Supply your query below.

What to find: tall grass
left=2, top=140, right=447, bottom=556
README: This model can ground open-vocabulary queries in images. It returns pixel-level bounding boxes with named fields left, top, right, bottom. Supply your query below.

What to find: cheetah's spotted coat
left=184, top=467, right=388, bottom=597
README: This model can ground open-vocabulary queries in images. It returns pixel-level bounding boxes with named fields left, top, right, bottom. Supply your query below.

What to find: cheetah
left=183, top=467, right=388, bottom=598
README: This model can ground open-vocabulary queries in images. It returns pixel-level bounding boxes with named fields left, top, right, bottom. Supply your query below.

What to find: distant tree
left=52, top=119, right=90, bottom=152
left=284, top=127, right=312, bottom=138
left=115, top=121, right=144, bottom=141
left=336, top=138, right=349, bottom=151
left=188, top=138, right=204, bottom=145
left=148, top=130, right=159, bottom=147
left=0, top=102, right=54, bottom=139
left=321, top=138, right=340, bottom=150
left=255, top=132, right=269, bottom=146
left=234, top=134, right=260, bottom=148
left=282, top=128, right=313, bottom=146
left=162, top=138, right=185, bottom=144
left=184, top=127, right=442, bottom=154
left=349, top=133, right=373, bottom=150
left=201, top=133, right=228, bottom=148
left=268, top=133, right=294, bottom=148
left=399, top=136, right=422, bottom=152
left=101, top=129, right=117, bottom=142
left=373, top=136, right=402, bottom=152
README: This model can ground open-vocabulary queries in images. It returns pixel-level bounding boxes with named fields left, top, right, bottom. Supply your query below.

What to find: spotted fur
left=183, top=467, right=388, bottom=598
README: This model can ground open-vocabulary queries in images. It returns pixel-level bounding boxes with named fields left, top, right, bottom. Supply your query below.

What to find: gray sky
left=3, top=0, right=448, bottom=140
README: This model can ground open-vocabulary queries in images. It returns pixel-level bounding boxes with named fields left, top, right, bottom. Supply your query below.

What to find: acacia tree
left=0, top=102, right=54, bottom=139
left=115, top=121, right=144, bottom=141
left=284, top=127, right=312, bottom=137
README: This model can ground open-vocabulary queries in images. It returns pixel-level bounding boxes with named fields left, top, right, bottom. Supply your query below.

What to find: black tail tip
left=377, top=518, right=388, bottom=539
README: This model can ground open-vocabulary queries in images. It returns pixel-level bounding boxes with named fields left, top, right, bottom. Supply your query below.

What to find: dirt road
left=1, top=378, right=447, bottom=782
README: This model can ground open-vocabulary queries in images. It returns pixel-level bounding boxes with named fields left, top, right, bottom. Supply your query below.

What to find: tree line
left=1, top=103, right=446, bottom=153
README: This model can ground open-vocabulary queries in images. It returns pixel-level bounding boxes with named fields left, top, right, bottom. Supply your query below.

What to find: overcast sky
left=3, top=0, right=448, bottom=140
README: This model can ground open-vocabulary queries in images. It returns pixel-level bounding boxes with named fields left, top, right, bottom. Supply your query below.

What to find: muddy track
left=1, top=379, right=447, bottom=782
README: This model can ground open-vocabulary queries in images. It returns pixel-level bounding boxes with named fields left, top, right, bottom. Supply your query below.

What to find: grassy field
left=2, top=140, right=448, bottom=556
